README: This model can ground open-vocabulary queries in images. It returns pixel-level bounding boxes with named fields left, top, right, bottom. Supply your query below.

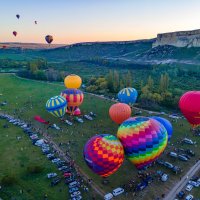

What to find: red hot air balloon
left=45, top=35, right=53, bottom=44
left=109, top=103, right=131, bottom=124
left=179, top=91, right=200, bottom=128
left=13, top=31, right=17, bottom=37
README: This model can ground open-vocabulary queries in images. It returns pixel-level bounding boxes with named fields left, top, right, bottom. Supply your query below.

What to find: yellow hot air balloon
left=64, top=74, right=82, bottom=89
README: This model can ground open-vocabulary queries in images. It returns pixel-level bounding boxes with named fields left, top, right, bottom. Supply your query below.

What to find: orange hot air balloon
left=64, top=74, right=82, bottom=89
left=179, top=91, right=200, bottom=128
left=109, top=103, right=131, bottom=124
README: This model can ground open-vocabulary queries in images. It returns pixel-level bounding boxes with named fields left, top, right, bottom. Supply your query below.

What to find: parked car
left=52, top=158, right=61, bottom=163
left=104, top=193, right=113, bottom=200
left=136, top=182, right=147, bottom=191
left=58, top=166, right=69, bottom=171
left=172, top=166, right=182, bottom=174
left=63, top=172, right=71, bottom=178
left=47, top=153, right=55, bottom=160
left=65, top=177, right=75, bottom=184
left=169, top=152, right=178, bottom=158
left=182, top=138, right=196, bottom=145
left=185, top=194, right=193, bottom=200
left=177, top=190, right=185, bottom=199
left=144, top=176, right=153, bottom=184
left=71, top=196, right=82, bottom=200
left=47, top=173, right=57, bottom=179
left=68, top=181, right=79, bottom=188
left=185, top=184, right=193, bottom=191
left=51, top=177, right=61, bottom=186
left=161, top=174, right=168, bottom=182
left=188, top=180, right=199, bottom=187
left=164, top=162, right=174, bottom=169
left=186, top=149, right=195, bottom=156
left=71, top=191, right=81, bottom=198
left=156, top=159, right=165, bottom=165
left=178, top=155, right=188, bottom=161
left=69, top=187, right=79, bottom=194
left=112, top=187, right=124, bottom=196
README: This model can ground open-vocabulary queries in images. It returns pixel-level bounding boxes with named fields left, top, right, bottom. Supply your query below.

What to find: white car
left=188, top=180, right=199, bottom=187
left=185, top=184, right=193, bottom=191
left=161, top=174, right=168, bottom=182
left=104, top=193, right=113, bottom=200
left=185, top=194, right=193, bottom=200
left=52, top=158, right=61, bottom=163
left=47, top=173, right=57, bottom=179
left=69, top=181, right=79, bottom=189
left=71, top=191, right=81, bottom=198
left=112, top=187, right=124, bottom=197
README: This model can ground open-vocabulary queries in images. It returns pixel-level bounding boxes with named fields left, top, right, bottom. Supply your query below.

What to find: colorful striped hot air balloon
left=83, top=134, right=124, bottom=177
left=117, top=87, right=138, bottom=105
left=64, top=74, right=82, bottom=89
left=179, top=91, right=200, bottom=128
left=109, top=103, right=131, bottom=124
left=61, top=89, right=84, bottom=114
left=117, top=117, right=168, bottom=170
left=46, top=96, right=67, bottom=118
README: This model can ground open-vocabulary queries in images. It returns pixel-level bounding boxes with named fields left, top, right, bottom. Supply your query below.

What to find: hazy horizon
left=1, top=0, right=200, bottom=44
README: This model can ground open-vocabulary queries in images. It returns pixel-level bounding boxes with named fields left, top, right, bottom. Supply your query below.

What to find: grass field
left=0, top=74, right=199, bottom=200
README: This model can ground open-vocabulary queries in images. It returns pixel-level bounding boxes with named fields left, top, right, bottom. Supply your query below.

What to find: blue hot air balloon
left=46, top=96, right=67, bottom=118
left=151, top=116, right=173, bottom=141
left=117, top=87, right=138, bottom=105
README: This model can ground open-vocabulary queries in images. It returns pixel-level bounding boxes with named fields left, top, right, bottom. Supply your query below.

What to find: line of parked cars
left=156, top=159, right=182, bottom=174
left=0, top=113, right=83, bottom=200
left=168, top=149, right=195, bottom=162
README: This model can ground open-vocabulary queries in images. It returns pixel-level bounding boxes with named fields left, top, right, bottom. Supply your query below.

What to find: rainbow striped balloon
left=117, top=117, right=168, bottom=170
left=61, top=89, right=84, bottom=113
left=46, top=96, right=67, bottom=118
left=83, top=134, right=124, bottom=177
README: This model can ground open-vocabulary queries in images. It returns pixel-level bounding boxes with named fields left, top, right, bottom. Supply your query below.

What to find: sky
left=1, top=0, right=200, bottom=44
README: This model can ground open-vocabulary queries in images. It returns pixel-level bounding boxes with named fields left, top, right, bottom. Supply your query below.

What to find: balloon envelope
left=118, top=88, right=138, bottom=105
left=151, top=116, right=173, bottom=141
left=179, top=91, right=200, bottom=128
left=61, top=89, right=84, bottom=113
left=46, top=96, right=67, bottom=118
left=83, top=134, right=124, bottom=177
left=45, top=35, right=53, bottom=44
left=13, top=31, right=17, bottom=37
left=109, top=103, right=131, bottom=124
left=117, top=117, right=168, bottom=170
left=16, top=14, right=20, bottom=19
left=64, top=74, right=82, bottom=89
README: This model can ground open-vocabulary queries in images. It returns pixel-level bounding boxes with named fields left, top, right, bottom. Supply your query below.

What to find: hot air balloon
left=16, top=14, right=20, bottom=19
left=61, top=89, right=84, bottom=114
left=83, top=134, right=124, bottom=177
left=2, top=45, right=7, bottom=49
left=151, top=116, right=173, bottom=141
left=179, top=91, right=200, bottom=128
left=13, top=31, right=17, bottom=37
left=117, top=117, right=168, bottom=170
left=64, top=74, right=82, bottom=89
left=46, top=96, right=67, bottom=118
left=109, top=103, right=131, bottom=124
left=45, top=35, right=53, bottom=44
left=73, top=107, right=81, bottom=116
left=118, top=87, right=138, bottom=105
left=35, top=21, right=37, bottom=24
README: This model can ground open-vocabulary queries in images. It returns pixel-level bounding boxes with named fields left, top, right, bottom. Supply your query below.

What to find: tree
left=147, top=76, right=154, bottom=91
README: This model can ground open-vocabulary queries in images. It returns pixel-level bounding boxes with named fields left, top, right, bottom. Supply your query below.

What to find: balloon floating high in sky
left=117, top=117, right=168, bottom=170
left=83, top=134, right=124, bottom=177
left=109, top=103, right=131, bottom=124
left=13, top=31, right=17, bottom=37
left=179, top=91, right=200, bottom=128
left=151, top=116, right=173, bottom=141
left=46, top=96, right=67, bottom=118
left=118, top=87, right=138, bottom=105
left=45, top=35, right=53, bottom=44
left=16, top=14, right=20, bottom=19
